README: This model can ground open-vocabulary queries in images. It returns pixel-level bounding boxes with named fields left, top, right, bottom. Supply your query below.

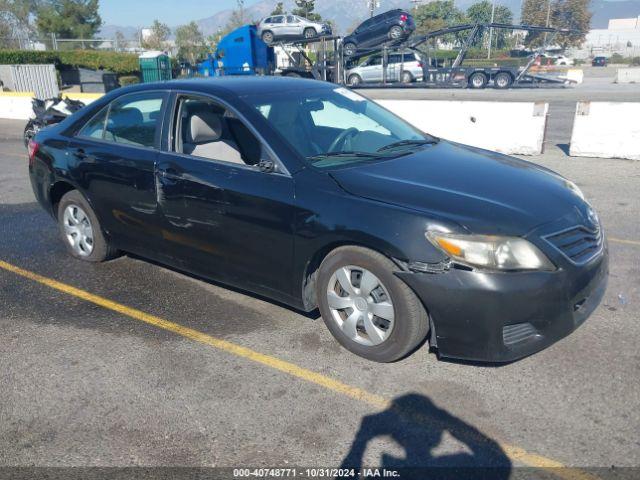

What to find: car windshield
left=242, top=86, right=436, bottom=168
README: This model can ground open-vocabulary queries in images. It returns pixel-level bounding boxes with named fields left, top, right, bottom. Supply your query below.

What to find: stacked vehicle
left=200, top=9, right=577, bottom=89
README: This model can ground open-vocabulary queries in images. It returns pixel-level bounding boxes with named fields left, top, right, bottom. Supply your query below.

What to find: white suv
left=257, top=15, right=332, bottom=44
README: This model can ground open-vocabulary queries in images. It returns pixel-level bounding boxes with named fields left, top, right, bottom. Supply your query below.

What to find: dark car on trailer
left=29, top=77, right=608, bottom=363
left=342, top=9, right=415, bottom=57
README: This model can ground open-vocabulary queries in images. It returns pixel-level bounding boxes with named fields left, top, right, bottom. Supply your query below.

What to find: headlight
left=565, top=180, right=585, bottom=201
left=426, top=232, right=555, bottom=271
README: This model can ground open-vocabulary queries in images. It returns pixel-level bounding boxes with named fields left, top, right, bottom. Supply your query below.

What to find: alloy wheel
left=326, top=265, right=395, bottom=346
left=63, top=204, right=94, bottom=257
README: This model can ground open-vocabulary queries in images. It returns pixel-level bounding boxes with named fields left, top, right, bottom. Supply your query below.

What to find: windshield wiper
left=377, top=138, right=439, bottom=152
left=308, top=151, right=384, bottom=160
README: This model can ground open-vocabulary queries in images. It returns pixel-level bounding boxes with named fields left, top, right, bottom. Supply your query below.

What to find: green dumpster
left=139, top=51, right=172, bottom=83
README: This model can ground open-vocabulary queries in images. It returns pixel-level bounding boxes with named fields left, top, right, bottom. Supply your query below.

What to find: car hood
left=329, top=140, right=587, bottom=236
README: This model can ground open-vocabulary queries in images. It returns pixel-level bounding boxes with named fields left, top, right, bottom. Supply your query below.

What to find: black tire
left=468, top=72, right=488, bottom=89
left=24, top=121, right=37, bottom=148
left=57, top=190, right=118, bottom=262
left=303, top=27, right=316, bottom=39
left=348, top=74, right=362, bottom=86
left=400, top=71, right=413, bottom=84
left=389, top=25, right=403, bottom=40
left=261, top=31, right=274, bottom=44
left=317, top=246, right=429, bottom=362
left=284, top=71, right=301, bottom=78
left=493, top=71, right=513, bottom=89
left=343, top=42, right=357, bottom=57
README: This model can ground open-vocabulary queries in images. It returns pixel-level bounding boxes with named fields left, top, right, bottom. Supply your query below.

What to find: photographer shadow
left=340, top=393, right=512, bottom=480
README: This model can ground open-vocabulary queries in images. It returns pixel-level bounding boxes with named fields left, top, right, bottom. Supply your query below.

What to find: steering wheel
left=328, top=128, right=359, bottom=153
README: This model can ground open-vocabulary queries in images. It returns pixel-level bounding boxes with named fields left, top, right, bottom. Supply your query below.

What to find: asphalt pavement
left=1, top=74, right=639, bottom=480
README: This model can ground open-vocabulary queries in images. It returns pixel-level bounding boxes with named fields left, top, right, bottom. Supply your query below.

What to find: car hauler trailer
left=343, top=23, right=577, bottom=89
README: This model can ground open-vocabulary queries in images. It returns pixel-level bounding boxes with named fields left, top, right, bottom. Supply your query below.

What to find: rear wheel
left=57, top=190, right=118, bottom=262
left=348, top=74, right=362, bottom=86
left=400, top=71, right=413, bottom=84
left=389, top=25, right=403, bottom=40
left=493, top=71, right=513, bottom=89
left=468, top=72, right=488, bottom=89
left=303, top=27, right=316, bottom=39
left=317, top=246, right=429, bottom=362
left=343, top=42, right=357, bottom=57
left=261, top=31, right=274, bottom=44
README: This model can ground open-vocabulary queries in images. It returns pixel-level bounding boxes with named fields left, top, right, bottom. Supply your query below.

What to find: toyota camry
left=28, top=77, right=608, bottom=363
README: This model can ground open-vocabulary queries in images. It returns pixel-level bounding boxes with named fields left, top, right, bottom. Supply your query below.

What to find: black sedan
left=28, top=77, right=608, bottom=363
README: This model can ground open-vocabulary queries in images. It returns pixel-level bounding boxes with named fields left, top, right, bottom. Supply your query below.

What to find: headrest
left=188, top=111, right=222, bottom=144
left=113, top=107, right=143, bottom=126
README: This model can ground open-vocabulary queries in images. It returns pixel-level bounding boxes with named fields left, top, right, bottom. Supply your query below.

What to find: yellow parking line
left=0, top=259, right=599, bottom=480
left=609, top=237, right=640, bottom=247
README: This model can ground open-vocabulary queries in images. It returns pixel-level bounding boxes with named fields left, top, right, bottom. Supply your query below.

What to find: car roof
left=112, top=76, right=335, bottom=98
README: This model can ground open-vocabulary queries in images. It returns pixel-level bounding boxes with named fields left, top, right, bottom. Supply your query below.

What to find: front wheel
left=261, top=31, right=274, bottom=44
left=317, top=246, right=429, bottom=362
left=57, top=190, right=118, bottom=262
left=343, top=42, right=357, bottom=57
left=348, top=74, right=362, bottom=86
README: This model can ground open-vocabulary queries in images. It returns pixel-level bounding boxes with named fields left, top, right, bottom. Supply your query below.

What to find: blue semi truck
left=198, top=25, right=275, bottom=76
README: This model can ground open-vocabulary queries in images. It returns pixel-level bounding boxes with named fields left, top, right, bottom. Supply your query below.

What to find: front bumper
left=396, top=246, right=609, bottom=363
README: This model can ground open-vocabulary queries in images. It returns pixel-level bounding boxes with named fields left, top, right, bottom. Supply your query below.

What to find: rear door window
left=77, top=92, right=165, bottom=148
left=105, top=95, right=164, bottom=147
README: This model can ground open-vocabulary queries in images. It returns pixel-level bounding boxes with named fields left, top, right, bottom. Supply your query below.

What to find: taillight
left=28, top=140, right=39, bottom=167
left=400, top=14, right=408, bottom=22
left=417, top=62, right=423, bottom=67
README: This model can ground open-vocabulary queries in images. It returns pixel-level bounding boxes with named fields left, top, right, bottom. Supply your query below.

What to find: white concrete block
left=377, top=100, right=548, bottom=155
left=569, top=101, right=640, bottom=160
left=0, top=93, right=34, bottom=120
left=614, top=68, right=640, bottom=83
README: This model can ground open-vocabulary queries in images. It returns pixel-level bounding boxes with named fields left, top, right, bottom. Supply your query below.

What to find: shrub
left=0, top=50, right=140, bottom=75
left=118, top=75, right=140, bottom=86
left=609, top=53, right=626, bottom=64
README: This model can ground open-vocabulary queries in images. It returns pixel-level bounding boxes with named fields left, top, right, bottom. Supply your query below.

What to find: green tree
left=271, top=1, right=284, bottom=15
left=466, top=1, right=514, bottom=48
left=413, top=0, right=467, bottom=43
left=225, top=0, right=246, bottom=31
left=521, top=0, right=552, bottom=46
left=0, top=0, right=37, bottom=45
left=175, top=21, right=207, bottom=64
left=292, top=0, right=321, bottom=21
left=36, top=0, right=102, bottom=39
left=521, top=0, right=590, bottom=47
left=551, top=0, right=591, bottom=48
left=143, top=19, right=170, bottom=50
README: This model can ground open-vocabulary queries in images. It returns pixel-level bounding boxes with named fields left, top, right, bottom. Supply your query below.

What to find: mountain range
left=99, top=0, right=640, bottom=39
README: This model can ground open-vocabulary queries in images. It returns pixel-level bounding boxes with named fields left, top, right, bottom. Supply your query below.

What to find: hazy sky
left=99, top=0, right=262, bottom=26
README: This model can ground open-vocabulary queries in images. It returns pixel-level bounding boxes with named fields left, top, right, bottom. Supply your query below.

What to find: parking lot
left=1, top=71, right=639, bottom=479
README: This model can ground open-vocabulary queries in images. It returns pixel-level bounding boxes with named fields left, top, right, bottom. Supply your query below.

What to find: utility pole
left=544, top=0, right=551, bottom=45
left=487, top=0, right=496, bottom=59
left=367, top=0, right=380, bottom=18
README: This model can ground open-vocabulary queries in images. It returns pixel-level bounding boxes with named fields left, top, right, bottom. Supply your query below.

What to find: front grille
left=544, top=225, right=603, bottom=265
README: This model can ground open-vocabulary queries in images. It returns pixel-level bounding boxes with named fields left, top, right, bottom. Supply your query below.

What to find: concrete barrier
left=0, top=92, right=35, bottom=120
left=569, top=101, right=640, bottom=160
left=377, top=100, right=548, bottom=155
left=0, top=92, right=103, bottom=120
left=614, top=68, right=640, bottom=83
